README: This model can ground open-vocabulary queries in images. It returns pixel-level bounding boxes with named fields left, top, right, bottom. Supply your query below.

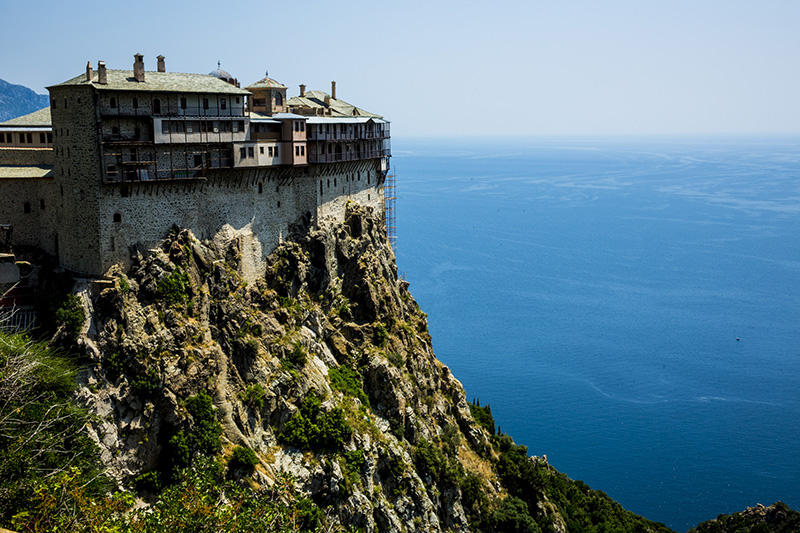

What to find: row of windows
left=107, top=96, right=241, bottom=112
left=0, top=132, right=52, bottom=144
left=240, top=146, right=280, bottom=158
left=161, top=120, right=245, bottom=134
left=293, top=121, right=305, bottom=132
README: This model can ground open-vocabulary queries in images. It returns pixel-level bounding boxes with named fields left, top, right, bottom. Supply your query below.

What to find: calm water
left=393, top=136, right=800, bottom=532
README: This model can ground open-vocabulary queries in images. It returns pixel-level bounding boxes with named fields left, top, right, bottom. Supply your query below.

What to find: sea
left=392, top=135, right=800, bottom=532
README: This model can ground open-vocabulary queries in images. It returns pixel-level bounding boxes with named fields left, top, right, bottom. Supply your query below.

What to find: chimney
left=331, top=81, right=336, bottom=100
left=86, top=61, right=93, bottom=82
left=157, top=55, right=165, bottom=72
left=98, top=61, right=107, bottom=84
left=133, top=54, right=145, bottom=82
left=299, top=84, right=306, bottom=97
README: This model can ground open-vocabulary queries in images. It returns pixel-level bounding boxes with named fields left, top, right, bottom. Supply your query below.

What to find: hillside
left=0, top=78, right=49, bottom=122
left=3, top=204, right=793, bottom=532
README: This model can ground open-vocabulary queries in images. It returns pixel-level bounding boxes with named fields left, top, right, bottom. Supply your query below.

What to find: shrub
left=55, top=294, right=84, bottom=340
left=328, top=366, right=369, bottom=406
left=374, top=323, right=388, bottom=347
left=491, top=496, right=541, bottom=533
left=279, top=393, right=351, bottom=452
left=228, top=446, right=258, bottom=476
left=283, top=340, right=307, bottom=370
left=469, top=399, right=495, bottom=435
left=156, top=269, right=190, bottom=306
left=185, top=391, right=222, bottom=456
left=240, top=383, right=266, bottom=410
left=130, top=368, right=160, bottom=399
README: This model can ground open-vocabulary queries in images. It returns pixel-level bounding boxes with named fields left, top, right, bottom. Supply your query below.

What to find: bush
left=283, top=340, right=307, bottom=370
left=469, top=399, right=495, bottom=435
left=328, top=366, right=370, bottom=406
left=279, top=393, right=352, bottom=452
left=130, top=368, right=160, bottom=399
left=491, top=496, right=541, bottom=533
left=228, top=446, right=258, bottom=476
left=240, top=383, right=266, bottom=410
left=374, top=323, right=388, bottom=347
left=55, top=294, right=84, bottom=340
left=156, top=269, right=190, bottom=306
left=185, top=391, right=222, bottom=456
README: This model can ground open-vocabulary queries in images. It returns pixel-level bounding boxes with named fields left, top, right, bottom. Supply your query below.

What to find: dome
left=209, top=62, right=235, bottom=83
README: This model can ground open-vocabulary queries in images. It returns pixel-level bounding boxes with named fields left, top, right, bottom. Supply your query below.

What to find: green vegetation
left=279, top=393, right=352, bottom=452
left=491, top=433, right=674, bottom=533
left=412, top=439, right=464, bottom=488
left=328, top=366, right=370, bottom=406
left=283, top=340, right=307, bottom=370
left=240, top=383, right=267, bottom=410
left=689, top=502, right=800, bottom=533
left=0, top=331, right=108, bottom=526
left=228, top=446, right=259, bottom=476
left=13, top=457, right=336, bottom=533
left=373, top=323, right=388, bottom=347
left=469, top=398, right=496, bottom=435
left=129, top=368, right=160, bottom=399
left=55, top=293, right=84, bottom=340
left=156, top=269, right=191, bottom=306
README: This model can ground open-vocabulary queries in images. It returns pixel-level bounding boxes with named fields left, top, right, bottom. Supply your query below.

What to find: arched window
left=275, top=92, right=283, bottom=107
left=113, top=213, right=122, bottom=223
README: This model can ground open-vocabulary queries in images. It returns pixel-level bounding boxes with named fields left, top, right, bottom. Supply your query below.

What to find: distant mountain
left=0, top=78, right=50, bottom=122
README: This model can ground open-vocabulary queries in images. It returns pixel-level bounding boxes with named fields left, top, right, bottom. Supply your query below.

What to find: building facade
left=0, top=55, right=391, bottom=278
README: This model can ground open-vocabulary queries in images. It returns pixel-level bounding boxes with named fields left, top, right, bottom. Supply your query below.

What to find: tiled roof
left=50, top=70, right=250, bottom=95
left=0, top=165, right=53, bottom=179
left=287, top=91, right=381, bottom=118
left=0, top=107, right=52, bottom=127
left=246, top=76, right=288, bottom=90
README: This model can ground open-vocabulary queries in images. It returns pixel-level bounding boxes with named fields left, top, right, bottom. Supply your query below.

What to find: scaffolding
left=383, top=171, right=396, bottom=254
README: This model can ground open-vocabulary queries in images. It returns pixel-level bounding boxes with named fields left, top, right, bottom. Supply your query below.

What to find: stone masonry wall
left=97, top=158, right=385, bottom=280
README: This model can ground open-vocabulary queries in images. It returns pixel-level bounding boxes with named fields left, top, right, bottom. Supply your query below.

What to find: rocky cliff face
left=71, top=204, right=495, bottom=532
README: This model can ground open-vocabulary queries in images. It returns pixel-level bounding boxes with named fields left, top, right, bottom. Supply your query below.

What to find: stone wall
left=0, top=147, right=54, bottom=166
left=0, top=177, right=58, bottom=254
left=97, top=158, right=385, bottom=280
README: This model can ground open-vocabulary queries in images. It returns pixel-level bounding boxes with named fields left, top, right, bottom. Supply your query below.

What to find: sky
left=1, top=0, right=799, bottom=137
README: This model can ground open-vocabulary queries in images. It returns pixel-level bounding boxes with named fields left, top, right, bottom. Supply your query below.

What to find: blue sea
left=393, top=136, right=800, bottom=532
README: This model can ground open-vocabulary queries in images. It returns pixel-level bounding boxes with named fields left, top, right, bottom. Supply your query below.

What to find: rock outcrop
left=72, top=204, right=494, bottom=532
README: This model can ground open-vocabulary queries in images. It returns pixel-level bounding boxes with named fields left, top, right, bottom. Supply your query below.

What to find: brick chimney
left=331, top=81, right=336, bottom=100
left=97, top=61, right=107, bottom=84
left=86, top=61, right=93, bottom=82
left=299, top=84, right=306, bottom=97
left=133, top=54, right=145, bottom=82
left=157, top=55, right=165, bottom=72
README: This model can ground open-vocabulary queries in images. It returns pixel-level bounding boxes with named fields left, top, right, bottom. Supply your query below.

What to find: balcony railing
left=308, top=148, right=391, bottom=164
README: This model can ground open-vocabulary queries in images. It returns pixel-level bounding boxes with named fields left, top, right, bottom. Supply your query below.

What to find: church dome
left=209, top=62, right=235, bottom=83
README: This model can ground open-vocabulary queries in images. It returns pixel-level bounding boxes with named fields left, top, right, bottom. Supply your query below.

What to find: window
left=112, top=126, right=120, bottom=135
left=203, top=98, right=209, bottom=110
left=133, top=97, right=138, bottom=109
left=240, top=147, right=246, bottom=158
left=236, top=97, right=240, bottom=104
left=248, top=147, right=254, bottom=158
left=268, top=147, right=273, bottom=157
left=40, top=199, right=45, bottom=210
left=295, top=146, right=299, bottom=156
left=18, top=133, right=26, bottom=144
left=64, top=97, right=68, bottom=109
left=274, top=146, right=278, bottom=157
left=221, top=122, right=231, bottom=133
left=47, top=132, right=52, bottom=143
left=259, top=183, right=263, bottom=194
left=301, top=146, right=305, bottom=156
left=51, top=99, right=56, bottom=109
left=110, top=97, right=116, bottom=108
left=153, top=98, right=161, bottom=114
left=162, top=121, right=170, bottom=134
left=186, top=122, right=195, bottom=133
left=300, top=122, right=305, bottom=132
left=275, top=93, right=282, bottom=106
left=180, top=97, right=187, bottom=110
left=174, top=122, right=185, bottom=133
left=220, top=99, right=227, bottom=110
left=113, top=213, right=122, bottom=223
left=294, top=122, right=299, bottom=132
left=238, top=121, right=244, bottom=132
left=259, top=147, right=264, bottom=154
left=253, top=99, right=266, bottom=107
left=23, top=202, right=31, bottom=214
left=38, top=132, right=45, bottom=144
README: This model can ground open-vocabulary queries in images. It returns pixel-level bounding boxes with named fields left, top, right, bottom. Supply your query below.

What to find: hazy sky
left=2, top=0, right=799, bottom=137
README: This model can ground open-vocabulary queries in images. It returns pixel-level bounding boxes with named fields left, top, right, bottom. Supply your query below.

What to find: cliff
left=25, top=204, right=677, bottom=531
